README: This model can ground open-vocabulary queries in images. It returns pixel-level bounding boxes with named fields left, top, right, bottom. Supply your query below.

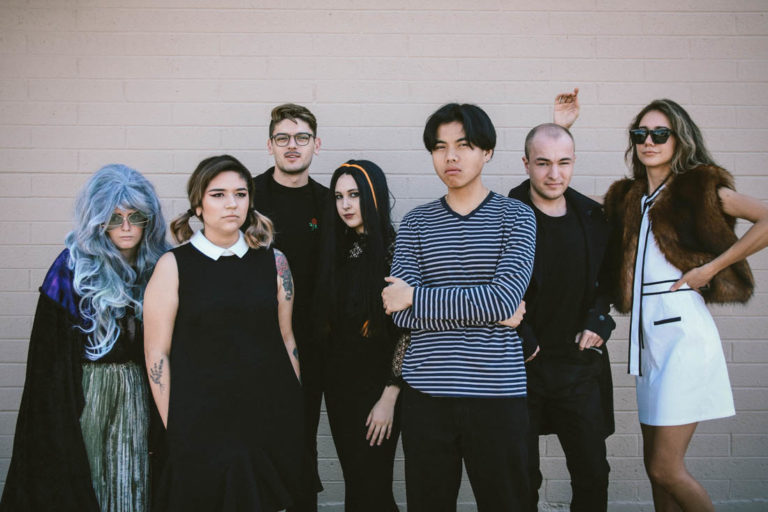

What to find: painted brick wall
left=1, top=1, right=767, bottom=510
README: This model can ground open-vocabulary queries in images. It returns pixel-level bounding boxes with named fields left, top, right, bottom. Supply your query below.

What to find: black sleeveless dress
left=157, top=243, right=304, bottom=511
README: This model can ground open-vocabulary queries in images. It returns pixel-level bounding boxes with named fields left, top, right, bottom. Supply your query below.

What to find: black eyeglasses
left=271, top=133, right=314, bottom=147
left=630, top=127, right=673, bottom=145
left=105, top=211, right=149, bottom=230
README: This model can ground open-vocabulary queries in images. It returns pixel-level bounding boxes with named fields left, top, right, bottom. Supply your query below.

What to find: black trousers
left=324, top=381, right=400, bottom=512
left=287, top=383, right=323, bottom=512
left=526, top=354, right=610, bottom=512
left=401, top=384, right=529, bottom=512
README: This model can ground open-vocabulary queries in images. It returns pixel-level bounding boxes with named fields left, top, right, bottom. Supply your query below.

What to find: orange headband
left=339, top=163, right=378, bottom=211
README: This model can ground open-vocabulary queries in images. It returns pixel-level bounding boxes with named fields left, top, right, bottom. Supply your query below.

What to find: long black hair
left=314, top=159, right=395, bottom=339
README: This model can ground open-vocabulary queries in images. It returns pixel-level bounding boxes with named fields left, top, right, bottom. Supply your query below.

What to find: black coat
left=508, top=180, right=615, bottom=436
left=0, top=293, right=99, bottom=512
left=0, top=251, right=163, bottom=512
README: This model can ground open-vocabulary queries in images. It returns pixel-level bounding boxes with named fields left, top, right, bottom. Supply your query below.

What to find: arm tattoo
left=149, top=359, right=165, bottom=391
left=276, top=251, right=294, bottom=301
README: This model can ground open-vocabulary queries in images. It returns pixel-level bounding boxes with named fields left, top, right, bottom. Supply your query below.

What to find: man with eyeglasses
left=507, top=90, right=615, bottom=512
left=252, top=103, right=329, bottom=512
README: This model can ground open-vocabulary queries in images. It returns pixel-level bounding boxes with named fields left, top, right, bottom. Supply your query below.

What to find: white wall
left=1, top=1, right=767, bottom=509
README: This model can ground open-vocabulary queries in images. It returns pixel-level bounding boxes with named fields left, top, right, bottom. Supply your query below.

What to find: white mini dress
left=629, top=185, right=735, bottom=426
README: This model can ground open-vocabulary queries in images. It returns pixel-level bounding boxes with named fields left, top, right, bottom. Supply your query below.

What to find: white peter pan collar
left=190, top=230, right=248, bottom=260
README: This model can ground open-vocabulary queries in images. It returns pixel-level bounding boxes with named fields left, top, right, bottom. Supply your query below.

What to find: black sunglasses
left=630, top=127, right=673, bottom=145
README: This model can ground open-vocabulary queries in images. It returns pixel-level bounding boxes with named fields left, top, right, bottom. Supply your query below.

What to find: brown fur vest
left=604, top=165, right=754, bottom=313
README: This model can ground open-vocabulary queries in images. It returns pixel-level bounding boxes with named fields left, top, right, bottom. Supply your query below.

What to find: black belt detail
left=643, top=279, right=678, bottom=286
left=653, top=316, right=682, bottom=326
left=642, top=288, right=697, bottom=297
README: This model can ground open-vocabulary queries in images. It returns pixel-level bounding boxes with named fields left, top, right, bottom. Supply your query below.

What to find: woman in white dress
left=604, top=99, right=768, bottom=511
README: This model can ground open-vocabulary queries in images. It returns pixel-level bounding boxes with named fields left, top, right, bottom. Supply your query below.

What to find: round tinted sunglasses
left=630, top=127, right=673, bottom=145
left=105, top=211, right=149, bottom=230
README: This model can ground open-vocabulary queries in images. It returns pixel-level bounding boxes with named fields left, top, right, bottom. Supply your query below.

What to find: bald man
left=508, top=118, right=615, bottom=512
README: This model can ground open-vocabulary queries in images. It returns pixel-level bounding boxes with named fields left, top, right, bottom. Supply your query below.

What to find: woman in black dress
left=315, top=160, right=408, bottom=511
left=143, top=155, right=303, bottom=511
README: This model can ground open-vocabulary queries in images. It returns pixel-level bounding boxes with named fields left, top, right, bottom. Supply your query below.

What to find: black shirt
left=267, top=178, right=322, bottom=312
left=252, top=169, right=329, bottom=385
left=530, top=202, right=587, bottom=352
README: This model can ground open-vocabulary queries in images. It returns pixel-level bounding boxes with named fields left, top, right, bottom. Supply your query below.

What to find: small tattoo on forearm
left=150, top=359, right=164, bottom=391
left=293, top=347, right=299, bottom=360
left=276, top=252, right=294, bottom=301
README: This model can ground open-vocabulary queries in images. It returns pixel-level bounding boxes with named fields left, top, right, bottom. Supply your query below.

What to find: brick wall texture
left=1, top=1, right=767, bottom=510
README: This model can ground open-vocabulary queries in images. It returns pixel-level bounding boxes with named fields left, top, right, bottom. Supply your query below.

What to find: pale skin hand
left=366, top=385, right=400, bottom=446
left=670, top=187, right=768, bottom=291
left=498, top=300, right=525, bottom=328
left=525, top=345, right=540, bottom=363
left=496, top=300, right=539, bottom=360
left=143, top=252, right=179, bottom=428
left=528, top=327, right=603, bottom=362
left=382, top=276, right=414, bottom=314
left=575, top=329, right=604, bottom=350
left=275, top=250, right=301, bottom=382
left=554, top=87, right=580, bottom=130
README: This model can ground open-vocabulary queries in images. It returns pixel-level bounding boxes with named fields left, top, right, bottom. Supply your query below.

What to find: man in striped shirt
left=382, top=103, right=536, bottom=511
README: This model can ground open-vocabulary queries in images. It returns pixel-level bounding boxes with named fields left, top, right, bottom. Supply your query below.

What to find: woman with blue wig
left=0, top=165, right=169, bottom=512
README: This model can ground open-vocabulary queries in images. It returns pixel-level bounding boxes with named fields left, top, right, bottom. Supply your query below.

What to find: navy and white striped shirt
left=391, top=192, right=536, bottom=397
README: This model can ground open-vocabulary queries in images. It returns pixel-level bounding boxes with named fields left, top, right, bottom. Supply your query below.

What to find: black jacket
left=508, top=180, right=615, bottom=436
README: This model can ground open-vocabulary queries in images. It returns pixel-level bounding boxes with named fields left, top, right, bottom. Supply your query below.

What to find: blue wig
left=65, top=164, right=169, bottom=360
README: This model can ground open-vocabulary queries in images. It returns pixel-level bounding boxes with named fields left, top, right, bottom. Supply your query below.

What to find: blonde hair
left=171, top=155, right=274, bottom=248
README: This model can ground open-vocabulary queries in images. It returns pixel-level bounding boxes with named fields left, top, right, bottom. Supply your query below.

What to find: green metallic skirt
left=80, top=361, right=150, bottom=512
